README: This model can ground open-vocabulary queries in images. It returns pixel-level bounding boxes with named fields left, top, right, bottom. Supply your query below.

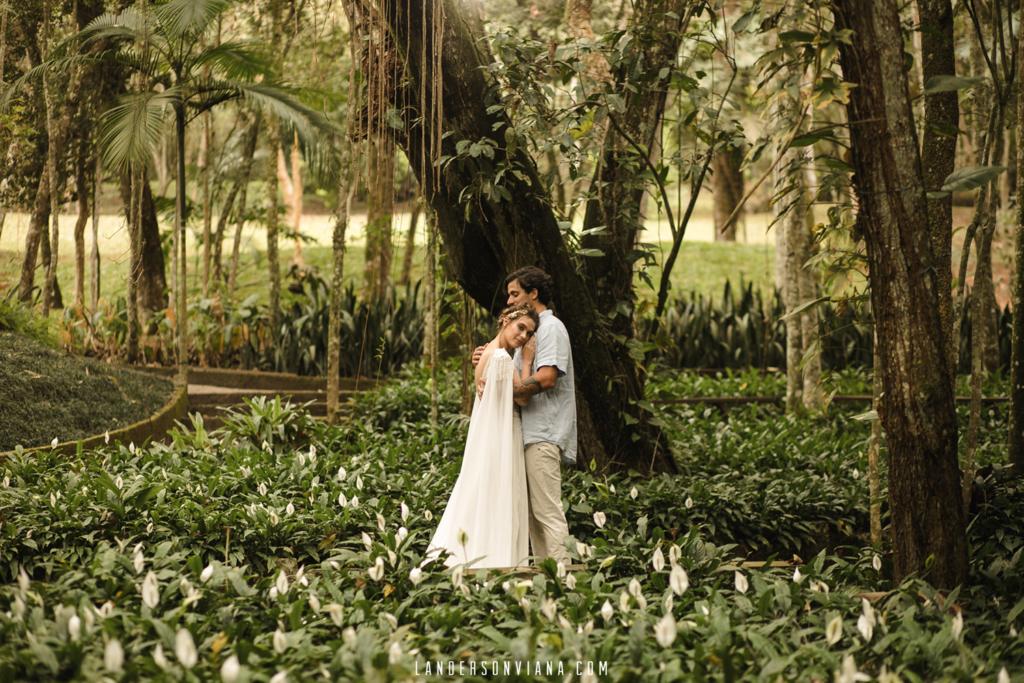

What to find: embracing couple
left=425, top=266, right=576, bottom=568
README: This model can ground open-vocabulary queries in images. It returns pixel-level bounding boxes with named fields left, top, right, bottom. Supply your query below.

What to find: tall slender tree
left=834, top=0, right=967, bottom=588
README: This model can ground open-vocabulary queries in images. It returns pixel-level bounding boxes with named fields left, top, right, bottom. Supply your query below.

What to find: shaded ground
left=0, top=332, right=173, bottom=450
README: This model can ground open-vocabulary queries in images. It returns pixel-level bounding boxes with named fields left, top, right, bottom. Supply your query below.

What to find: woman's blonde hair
left=497, top=302, right=540, bottom=332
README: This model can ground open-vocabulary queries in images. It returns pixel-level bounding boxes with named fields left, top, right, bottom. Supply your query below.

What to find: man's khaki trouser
left=524, top=442, right=570, bottom=564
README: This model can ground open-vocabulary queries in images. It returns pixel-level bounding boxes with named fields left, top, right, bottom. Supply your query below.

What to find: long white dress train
left=425, top=348, right=530, bottom=568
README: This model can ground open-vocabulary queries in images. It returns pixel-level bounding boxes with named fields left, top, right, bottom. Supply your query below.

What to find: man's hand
left=521, top=336, right=536, bottom=373
left=471, top=345, right=487, bottom=368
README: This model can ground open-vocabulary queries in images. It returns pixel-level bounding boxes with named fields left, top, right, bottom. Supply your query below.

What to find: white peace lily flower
left=180, top=577, right=192, bottom=594
left=654, top=614, right=677, bottom=648
left=576, top=541, right=588, bottom=558
left=329, top=561, right=340, bottom=571
left=176, top=628, right=198, bottom=668
left=519, top=596, right=531, bottom=612
left=669, top=544, right=682, bottom=564
left=82, top=606, right=95, bottom=633
left=386, top=549, right=397, bottom=567
left=1011, top=626, right=1018, bottom=637
left=273, top=627, right=288, bottom=654
left=383, top=612, right=398, bottom=629
left=837, top=654, right=871, bottom=683
left=68, top=615, right=81, bottom=642
left=814, top=580, right=830, bottom=594
left=270, top=671, right=288, bottom=683
left=619, top=591, right=631, bottom=612
left=457, top=528, right=469, bottom=547
left=826, top=616, right=843, bottom=645
left=540, top=597, right=557, bottom=620
left=295, top=566, right=305, bottom=582
left=356, top=475, right=363, bottom=490
left=338, top=467, right=346, bottom=481
left=701, top=604, right=710, bottom=616
left=565, top=573, right=577, bottom=590
left=593, top=511, right=607, bottom=529
left=328, top=603, right=344, bottom=627
left=269, top=586, right=279, bottom=600
left=637, top=592, right=648, bottom=610
left=221, top=654, right=241, bottom=683
left=309, top=445, right=316, bottom=459
left=298, top=453, right=306, bottom=466
left=142, top=571, right=160, bottom=609
left=129, top=442, right=136, bottom=454
left=104, top=638, right=124, bottom=671
left=308, top=594, right=321, bottom=613
left=351, top=496, right=360, bottom=509
left=409, top=567, right=423, bottom=586
left=261, top=441, right=270, bottom=452
left=276, top=571, right=290, bottom=596
left=861, top=598, right=876, bottom=626
left=559, top=615, right=572, bottom=630
left=269, top=511, right=279, bottom=525
left=152, top=642, right=168, bottom=670
left=396, top=526, right=408, bottom=544
left=952, top=611, right=964, bottom=641
left=734, top=572, right=748, bottom=594
left=361, top=532, right=373, bottom=551
left=368, top=556, right=385, bottom=581
left=998, top=667, right=1010, bottom=683
left=583, top=620, right=594, bottom=635
left=685, top=496, right=694, bottom=509
left=115, top=476, right=123, bottom=490
left=400, top=501, right=410, bottom=522
left=338, top=492, right=347, bottom=507
left=133, top=551, right=145, bottom=574
left=670, top=564, right=689, bottom=596
left=376, top=512, right=386, bottom=533
left=50, top=492, right=56, bottom=507
left=388, top=641, right=403, bottom=664
left=872, top=555, right=882, bottom=571
left=857, top=614, right=873, bottom=641
left=502, top=581, right=511, bottom=592
left=556, top=561, right=566, bottom=578
left=201, top=564, right=214, bottom=583
left=630, top=487, right=638, bottom=500
left=342, top=627, right=357, bottom=646
left=629, top=578, right=642, bottom=597
left=17, top=567, right=29, bottom=592
left=286, top=502, right=295, bottom=516
left=51, top=437, right=59, bottom=448
left=452, top=566, right=464, bottom=588
left=601, top=600, right=614, bottom=621
left=259, top=482, right=268, bottom=496
left=12, top=595, right=24, bottom=618
left=146, top=521, right=154, bottom=533
left=104, top=431, right=110, bottom=444
left=793, top=567, right=802, bottom=583
left=652, top=548, right=665, bottom=573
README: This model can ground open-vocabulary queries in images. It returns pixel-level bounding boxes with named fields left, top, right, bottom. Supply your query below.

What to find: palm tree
left=9, top=0, right=332, bottom=383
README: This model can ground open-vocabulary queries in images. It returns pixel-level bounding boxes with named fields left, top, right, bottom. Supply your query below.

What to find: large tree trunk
left=201, top=109, right=214, bottom=294
left=365, top=0, right=676, bottom=474
left=399, top=196, right=421, bottom=286
left=19, top=171, right=50, bottom=303
left=1009, top=7, right=1024, bottom=472
left=711, top=146, right=743, bottom=242
left=835, top=0, right=968, bottom=589
left=117, top=170, right=168, bottom=312
left=918, top=0, right=957, bottom=380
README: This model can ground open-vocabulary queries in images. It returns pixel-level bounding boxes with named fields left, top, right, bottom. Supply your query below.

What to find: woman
left=425, top=302, right=539, bottom=569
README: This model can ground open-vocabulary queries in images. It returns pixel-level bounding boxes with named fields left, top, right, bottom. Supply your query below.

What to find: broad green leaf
left=939, top=165, right=1006, bottom=194
left=923, top=75, right=984, bottom=94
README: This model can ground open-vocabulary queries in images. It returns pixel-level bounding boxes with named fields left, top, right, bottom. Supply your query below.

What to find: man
left=475, top=266, right=575, bottom=564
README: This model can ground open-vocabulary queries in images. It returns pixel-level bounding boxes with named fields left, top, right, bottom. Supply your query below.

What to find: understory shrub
left=0, top=368, right=1019, bottom=681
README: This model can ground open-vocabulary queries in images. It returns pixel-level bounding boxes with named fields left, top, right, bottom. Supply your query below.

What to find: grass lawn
left=0, top=192, right=781, bottom=313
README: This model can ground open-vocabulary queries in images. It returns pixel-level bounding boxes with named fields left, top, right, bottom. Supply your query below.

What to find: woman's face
left=502, top=316, right=536, bottom=349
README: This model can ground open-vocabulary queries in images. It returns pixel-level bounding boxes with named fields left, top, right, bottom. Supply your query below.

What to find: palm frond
left=154, top=0, right=234, bottom=41
left=99, top=89, right=178, bottom=171
left=0, top=55, right=106, bottom=111
left=191, top=41, right=271, bottom=82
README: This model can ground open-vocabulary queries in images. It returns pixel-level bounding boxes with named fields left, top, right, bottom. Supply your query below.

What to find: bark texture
left=711, top=146, right=743, bottom=241
left=835, top=0, right=968, bottom=588
left=918, top=0, right=957, bottom=380
left=117, top=170, right=168, bottom=311
left=369, top=0, right=676, bottom=473
left=1010, top=7, right=1024, bottom=472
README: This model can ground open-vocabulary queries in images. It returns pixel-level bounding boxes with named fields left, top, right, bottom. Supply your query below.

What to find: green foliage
left=0, top=291, right=57, bottom=347
left=0, top=369, right=1020, bottom=680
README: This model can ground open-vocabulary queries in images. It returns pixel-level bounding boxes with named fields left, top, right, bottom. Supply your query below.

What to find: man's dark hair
left=504, top=266, right=554, bottom=305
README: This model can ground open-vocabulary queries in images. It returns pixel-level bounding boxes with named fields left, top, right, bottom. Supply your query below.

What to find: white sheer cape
left=425, top=348, right=529, bottom=568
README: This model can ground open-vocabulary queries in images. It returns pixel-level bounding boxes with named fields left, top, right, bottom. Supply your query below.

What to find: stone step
left=136, top=366, right=385, bottom=393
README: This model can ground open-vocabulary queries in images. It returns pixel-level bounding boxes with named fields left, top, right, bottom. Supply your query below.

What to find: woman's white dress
left=425, top=348, right=530, bottom=568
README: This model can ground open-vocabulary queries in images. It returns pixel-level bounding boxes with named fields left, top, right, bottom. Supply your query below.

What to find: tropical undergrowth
left=0, top=364, right=1020, bottom=681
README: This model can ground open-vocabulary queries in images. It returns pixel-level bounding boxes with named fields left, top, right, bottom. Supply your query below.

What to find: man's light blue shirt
left=513, top=310, right=578, bottom=464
